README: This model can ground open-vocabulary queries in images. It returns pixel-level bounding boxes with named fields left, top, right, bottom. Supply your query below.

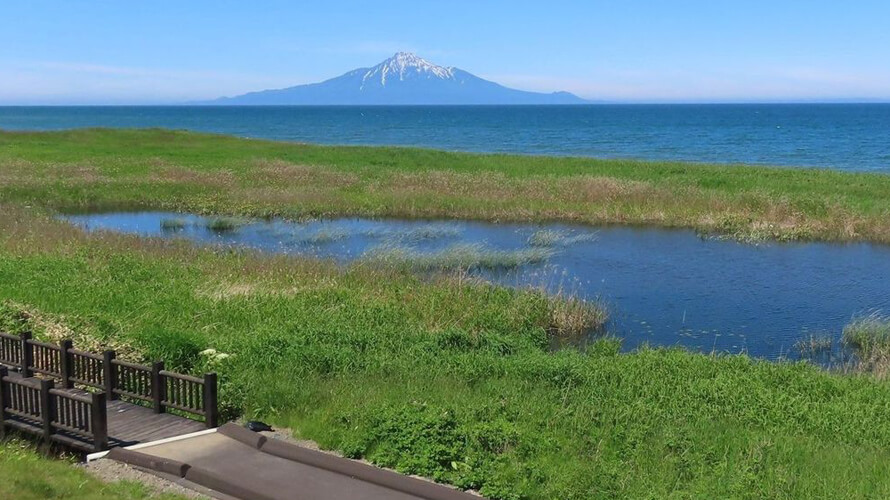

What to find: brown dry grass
left=150, top=167, right=238, bottom=188
left=0, top=160, right=111, bottom=186
left=0, top=300, right=140, bottom=360
left=252, top=159, right=360, bottom=187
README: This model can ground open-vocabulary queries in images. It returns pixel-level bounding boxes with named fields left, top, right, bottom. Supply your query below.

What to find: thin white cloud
left=0, top=60, right=307, bottom=104
left=485, top=67, right=890, bottom=102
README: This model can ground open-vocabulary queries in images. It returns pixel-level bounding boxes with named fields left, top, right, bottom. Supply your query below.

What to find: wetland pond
left=60, top=212, right=890, bottom=361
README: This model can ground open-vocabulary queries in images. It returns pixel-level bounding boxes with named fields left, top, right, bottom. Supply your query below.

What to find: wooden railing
left=2, top=369, right=42, bottom=423
left=50, top=387, right=107, bottom=452
left=0, top=367, right=108, bottom=451
left=0, top=332, right=219, bottom=446
left=28, top=338, right=64, bottom=379
left=111, top=358, right=154, bottom=403
left=68, top=348, right=104, bottom=390
left=162, top=370, right=217, bottom=421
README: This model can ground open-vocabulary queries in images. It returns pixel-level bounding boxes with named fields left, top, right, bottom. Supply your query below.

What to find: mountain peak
left=390, top=51, right=425, bottom=63
left=363, top=52, right=454, bottom=87
left=386, top=52, right=441, bottom=69
left=212, top=52, right=589, bottom=105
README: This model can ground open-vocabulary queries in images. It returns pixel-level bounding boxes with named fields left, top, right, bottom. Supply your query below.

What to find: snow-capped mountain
left=210, top=52, right=588, bottom=105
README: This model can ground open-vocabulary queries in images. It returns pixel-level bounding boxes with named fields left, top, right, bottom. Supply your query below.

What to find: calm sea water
left=60, top=212, right=890, bottom=360
left=2, top=105, right=889, bottom=172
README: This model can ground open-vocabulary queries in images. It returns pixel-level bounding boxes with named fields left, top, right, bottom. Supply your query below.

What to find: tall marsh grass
left=794, top=334, right=834, bottom=356
left=363, top=243, right=554, bottom=271
left=545, top=293, right=608, bottom=337
left=842, top=313, right=890, bottom=376
left=528, top=229, right=597, bottom=247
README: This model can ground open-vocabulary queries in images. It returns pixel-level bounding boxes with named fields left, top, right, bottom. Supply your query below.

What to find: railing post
left=0, top=366, right=8, bottom=438
left=59, top=340, right=74, bottom=389
left=91, top=392, right=108, bottom=452
left=103, top=351, right=118, bottom=401
left=151, top=361, right=165, bottom=414
left=39, top=378, right=55, bottom=443
left=20, top=331, right=33, bottom=377
left=203, top=372, right=218, bottom=428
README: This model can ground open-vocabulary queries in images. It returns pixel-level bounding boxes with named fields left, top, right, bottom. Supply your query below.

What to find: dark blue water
left=59, top=212, right=890, bottom=360
left=2, top=105, right=890, bottom=172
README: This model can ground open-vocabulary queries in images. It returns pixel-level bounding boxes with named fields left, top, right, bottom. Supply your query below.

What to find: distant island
left=206, top=52, right=589, bottom=105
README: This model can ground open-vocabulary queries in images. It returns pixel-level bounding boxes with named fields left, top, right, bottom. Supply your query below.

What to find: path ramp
left=100, top=423, right=479, bottom=500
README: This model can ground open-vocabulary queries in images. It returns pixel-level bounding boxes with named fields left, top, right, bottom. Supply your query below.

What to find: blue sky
left=2, top=0, right=889, bottom=104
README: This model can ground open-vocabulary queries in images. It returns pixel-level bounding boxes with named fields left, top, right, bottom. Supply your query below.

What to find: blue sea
left=1, top=104, right=889, bottom=172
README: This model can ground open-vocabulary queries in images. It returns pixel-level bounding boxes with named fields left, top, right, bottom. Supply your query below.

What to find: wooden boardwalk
left=1, top=331, right=217, bottom=453
left=105, top=399, right=206, bottom=446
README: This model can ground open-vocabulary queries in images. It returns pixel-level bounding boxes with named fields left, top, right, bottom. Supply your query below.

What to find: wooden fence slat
left=59, top=340, right=73, bottom=389
left=103, top=350, right=117, bottom=400
left=20, top=332, right=33, bottom=377
left=91, top=392, right=107, bottom=452
left=152, top=361, right=165, bottom=414
left=39, top=379, right=55, bottom=442
left=204, top=373, right=218, bottom=428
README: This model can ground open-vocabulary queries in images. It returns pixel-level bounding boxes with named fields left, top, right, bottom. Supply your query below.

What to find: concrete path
left=104, top=423, right=479, bottom=500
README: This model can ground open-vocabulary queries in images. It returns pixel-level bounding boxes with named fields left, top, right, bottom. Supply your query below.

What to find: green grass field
left=2, top=129, right=890, bottom=498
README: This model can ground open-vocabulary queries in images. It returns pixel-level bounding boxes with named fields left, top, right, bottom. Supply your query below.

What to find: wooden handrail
left=112, top=358, right=151, bottom=371
left=160, top=370, right=204, bottom=384
left=27, top=338, right=62, bottom=349
left=68, top=348, right=103, bottom=360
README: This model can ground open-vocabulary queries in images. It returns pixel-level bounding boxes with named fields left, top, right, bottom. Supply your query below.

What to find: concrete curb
left=218, top=423, right=267, bottom=449
left=106, top=448, right=191, bottom=478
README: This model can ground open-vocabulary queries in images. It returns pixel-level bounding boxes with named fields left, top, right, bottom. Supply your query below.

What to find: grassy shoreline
left=2, top=128, right=889, bottom=243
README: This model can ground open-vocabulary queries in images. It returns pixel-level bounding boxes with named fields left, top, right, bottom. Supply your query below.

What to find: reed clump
left=205, top=217, right=245, bottom=232
left=843, top=313, right=890, bottom=376
left=545, top=293, right=608, bottom=337
left=794, top=334, right=834, bottom=356
left=160, top=217, right=187, bottom=230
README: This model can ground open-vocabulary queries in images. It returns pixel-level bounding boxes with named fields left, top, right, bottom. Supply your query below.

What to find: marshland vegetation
left=3, top=207, right=890, bottom=498
left=2, top=128, right=889, bottom=243
left=2, top=129, right=890, bottom=498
